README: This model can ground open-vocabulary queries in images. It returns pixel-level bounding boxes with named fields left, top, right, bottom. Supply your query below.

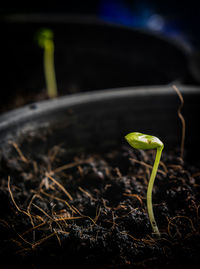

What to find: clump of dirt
left=0, top=143, right=200, bottom=269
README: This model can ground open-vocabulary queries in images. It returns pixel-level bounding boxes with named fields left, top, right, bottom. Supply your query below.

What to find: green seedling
left=125, top=132, right=164, bottom=237
left=36, top=28, right=58, bottom=98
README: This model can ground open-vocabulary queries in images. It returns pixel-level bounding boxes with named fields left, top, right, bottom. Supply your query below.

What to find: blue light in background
left=99, top=0, right=153, bottom=28
left=98, top=0, right=192, bottom=50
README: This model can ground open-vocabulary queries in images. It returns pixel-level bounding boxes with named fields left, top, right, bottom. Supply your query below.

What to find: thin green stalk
left=147, top=146, right=163, bottom=236
left=44, top=40, right=57, bottom=98
left=36, top=28, right=58, bottom=98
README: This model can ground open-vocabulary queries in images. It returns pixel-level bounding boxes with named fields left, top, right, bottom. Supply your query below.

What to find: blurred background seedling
left=36, top=28, right=58, bottom=98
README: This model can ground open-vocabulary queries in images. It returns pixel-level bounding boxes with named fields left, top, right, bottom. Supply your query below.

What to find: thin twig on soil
left=167, top=215, right=196, bottom=237
left=40, top=189, right=76, bottom=213
left=52, top=158, right=92, bottom=174
left=8, top=176, right=32, bottom=219
left=172, top=85, right=185, bottom=160
left=46, top=173, right=73, bottom=201
left=78, top=186, right=96, bottom=201
left=9, top=141, right=29, bottom=163
left=129, top=157, right=166, bottom=175
left=123, top=193, right=144, bottom=206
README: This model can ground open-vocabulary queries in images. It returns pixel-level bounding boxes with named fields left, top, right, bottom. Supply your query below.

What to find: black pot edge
left=0, top=85, right=199, bottom=132
left=0, top=13, right=191, bottom=56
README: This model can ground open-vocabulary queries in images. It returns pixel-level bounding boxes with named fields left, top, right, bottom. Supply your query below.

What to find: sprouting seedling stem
left=125, top=132, right=164, bottom=237
left=37, top=29, right=58, bottom=98
left=146, top=146, right=163, bottom=236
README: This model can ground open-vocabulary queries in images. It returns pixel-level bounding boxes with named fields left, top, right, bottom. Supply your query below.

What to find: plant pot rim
left=0, top=84, right=199, bottom=133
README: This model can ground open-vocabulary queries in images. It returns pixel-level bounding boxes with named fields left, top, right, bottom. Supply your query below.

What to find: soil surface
left=0, top=143, right=200, bottom=268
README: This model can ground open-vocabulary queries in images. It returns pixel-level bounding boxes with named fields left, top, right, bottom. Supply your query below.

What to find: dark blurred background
left=0, top=1, right=200, bottom=112
left=1, top=0, right=200, bottom=48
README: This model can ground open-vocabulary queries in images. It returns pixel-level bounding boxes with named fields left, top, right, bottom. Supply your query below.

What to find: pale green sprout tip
left=36, top=28, right=58, bottom=99
left=37, top=29, right=54, bottom=48
left=125, top=132, right=164, bottom=237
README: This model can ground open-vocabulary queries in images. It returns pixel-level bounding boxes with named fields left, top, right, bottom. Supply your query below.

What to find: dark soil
left=0, top=143, right=200, bottom=269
